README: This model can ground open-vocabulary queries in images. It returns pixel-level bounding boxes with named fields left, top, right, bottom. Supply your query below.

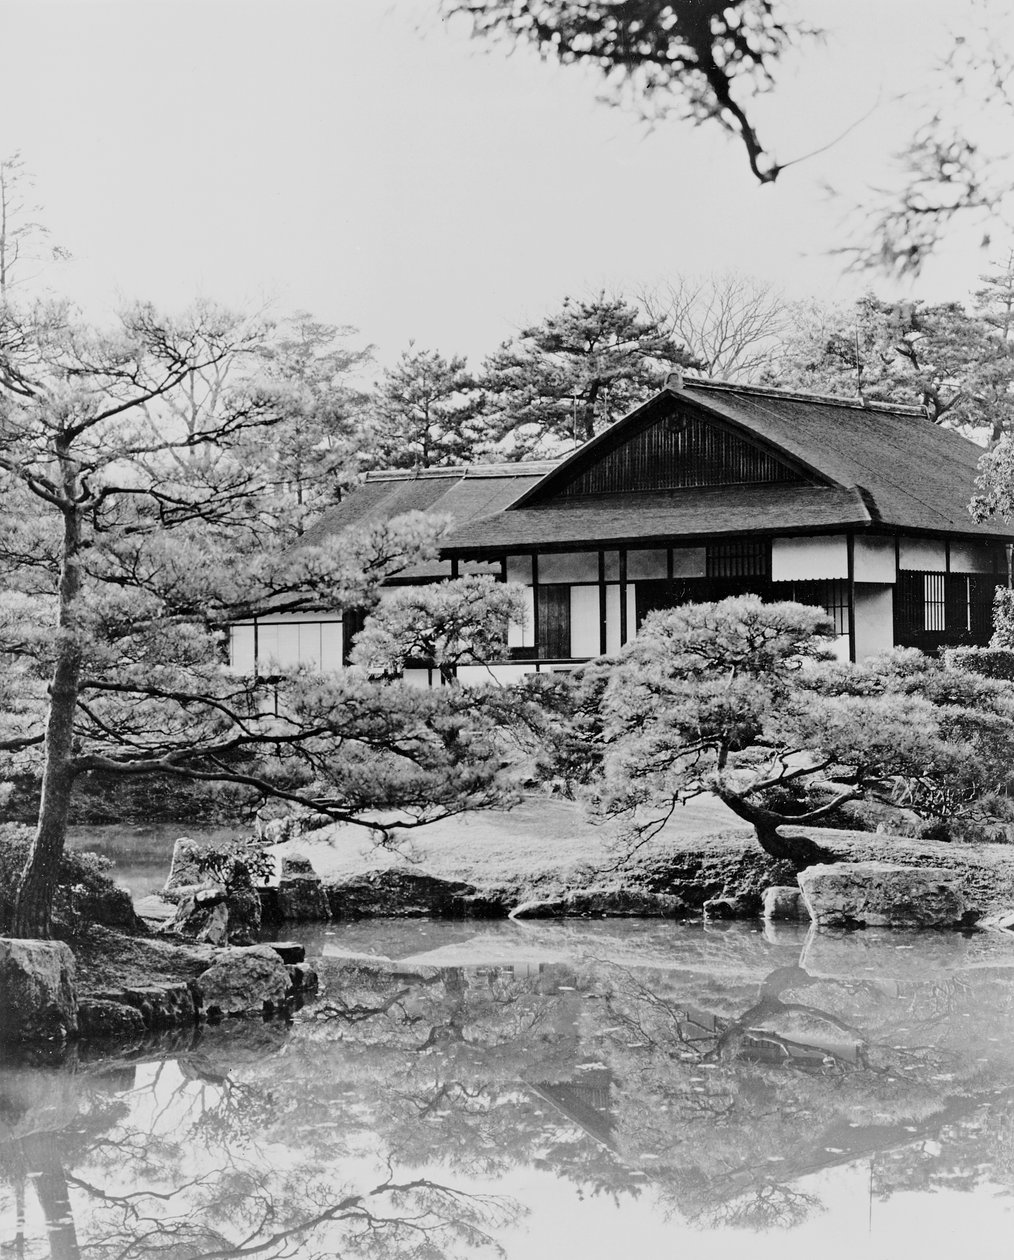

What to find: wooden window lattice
left=895, top=569, right=999, bottom=647
left=774, top=579, right=851, bottom=637
left=706, top=540, right=771, bottom=579
left=923, top=573, right=946, bottom=631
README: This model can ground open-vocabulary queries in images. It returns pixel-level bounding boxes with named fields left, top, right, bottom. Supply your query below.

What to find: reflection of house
left=526, top=1069, right=617, bottom=1150
left=231, top=379, right=1013, bottom=675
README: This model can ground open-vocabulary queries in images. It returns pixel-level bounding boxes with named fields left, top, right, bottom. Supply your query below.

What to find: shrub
left=992, top=587, right=1014, bottom=649
left=946, top=645, right=1014, bottom=682
left=194, top=844, right=274, bottom=890
left=0, top=825, right=141, bottom=935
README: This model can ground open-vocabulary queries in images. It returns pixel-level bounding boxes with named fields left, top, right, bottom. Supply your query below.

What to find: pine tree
left=769, top=293, right=1014, bottom=441
left=478, top=293, right=696, bottom=459
left=367, top=345, right=480, bottom=468
left=0, top=299, right=524, bottom=938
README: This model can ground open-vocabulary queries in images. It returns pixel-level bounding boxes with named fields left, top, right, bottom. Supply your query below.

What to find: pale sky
left=1, top=0, right=1011, bottom=371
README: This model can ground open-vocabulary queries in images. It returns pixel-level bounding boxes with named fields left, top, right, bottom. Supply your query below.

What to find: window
left=923, top=573, right=946, bottom=631
left=706, top=540, right=770, bottom=578
left=895, top=569, right=1000, bottom=647
left=774, top=579, right=851, bottom=637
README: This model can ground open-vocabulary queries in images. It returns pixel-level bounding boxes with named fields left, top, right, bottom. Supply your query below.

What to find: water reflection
left=4, top=922, right=1014, bottom=1256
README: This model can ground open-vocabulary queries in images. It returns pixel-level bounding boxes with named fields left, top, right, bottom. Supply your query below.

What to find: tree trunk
left=22, top=1131, right=81, bottom=1260
left=713, top=786, right=838, bottom=867
left=578, top=379, right=602, bottom=442
left=12, top=483, right=82, bottom=939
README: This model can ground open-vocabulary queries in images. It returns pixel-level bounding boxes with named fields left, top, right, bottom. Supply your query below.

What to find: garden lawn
left=270, top=794, right=750, bottom=901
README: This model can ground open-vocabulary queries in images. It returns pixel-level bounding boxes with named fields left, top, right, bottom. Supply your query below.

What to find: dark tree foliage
left=446, top=2, right=1014, bottom=276
left=770, top=292, right=1014, bottom=441
left=443, top=1, right=813, bottom=184
left=367, top=344, right=481, bottom=468
left=478, top=292, right=696, bottom=458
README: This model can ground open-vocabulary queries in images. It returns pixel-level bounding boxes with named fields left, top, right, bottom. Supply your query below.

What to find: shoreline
left=10, top=808, right=1014, bottom=1049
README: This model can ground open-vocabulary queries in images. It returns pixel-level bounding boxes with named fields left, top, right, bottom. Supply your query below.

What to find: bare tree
left=0, top=151, right=68, bottom=296
left=640, top=271, right=787, bottom=381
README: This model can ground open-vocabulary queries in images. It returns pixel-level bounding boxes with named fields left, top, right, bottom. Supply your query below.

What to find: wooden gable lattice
left=553, top=409, right=808, bottom=497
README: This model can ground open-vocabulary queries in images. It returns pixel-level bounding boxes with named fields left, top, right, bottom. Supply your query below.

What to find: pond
left=4, top=919, right=1014, bottom=1258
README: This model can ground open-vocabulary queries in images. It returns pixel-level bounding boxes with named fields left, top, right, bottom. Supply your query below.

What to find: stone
left=287, top=962, right=318, bottom=993
left=325, top=868, right=500, bottom=918
left=797, top=862, right=969, bottom=929
left=703, top=896, right=748, bottom=919
left=133, top=894, right=177, bottom=924
left=77, top=999, right=145, bottom=1040
left=226, top=888, right=261, bottom=945
left=276, top=855, right=330, bottom=921
left=763, top=886, right=808, bottom=921
left=165, top=886, right=229, bottom=946
left=196, top=945, right=291, bottom=1016
left=0, top=940, right=78, bottom=1043
left=91, top=983, right=198, bottom=1031
left=267, top=941, right=306, bottom=964
left=163, top=838, right=205, bottom=901
left=509, top=888, right=686, bottom=919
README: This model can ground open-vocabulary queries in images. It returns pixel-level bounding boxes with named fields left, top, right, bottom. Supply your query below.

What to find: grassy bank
left=274, top=796, right=1014, bottom=916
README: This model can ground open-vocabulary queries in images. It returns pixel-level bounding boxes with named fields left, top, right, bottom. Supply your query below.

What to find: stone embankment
left=0, top=935, right=318, bottom=1046
left=150, top=831, right=1014, bottom=932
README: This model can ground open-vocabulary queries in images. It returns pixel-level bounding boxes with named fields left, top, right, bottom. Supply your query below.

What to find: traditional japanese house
left=230, top=377, right=1013, bottom=680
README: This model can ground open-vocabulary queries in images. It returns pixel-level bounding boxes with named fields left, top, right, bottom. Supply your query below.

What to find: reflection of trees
left=581, top=949, right=1014, bottom=1229
left=65, top=1158, right=516, bottom=1260
left=0, top=1026, right=522, bottom=1260
left=7, top=934, right=1014, bottom=1253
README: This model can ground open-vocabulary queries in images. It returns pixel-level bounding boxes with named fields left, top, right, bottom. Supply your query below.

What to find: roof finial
left=665, top=367, right=685, bottom=391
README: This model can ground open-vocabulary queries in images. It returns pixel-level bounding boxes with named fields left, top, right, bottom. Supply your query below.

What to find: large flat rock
left=798, top=861, right=968, bottom=929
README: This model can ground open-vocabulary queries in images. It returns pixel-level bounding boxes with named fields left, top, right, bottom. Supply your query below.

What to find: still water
left=5, top=918, right=1014, bottom=1259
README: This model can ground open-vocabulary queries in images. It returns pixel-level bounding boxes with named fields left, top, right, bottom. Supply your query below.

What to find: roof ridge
left=364, top=461, right=559, bottom=483
left=679, top=376, right=931, bottom=418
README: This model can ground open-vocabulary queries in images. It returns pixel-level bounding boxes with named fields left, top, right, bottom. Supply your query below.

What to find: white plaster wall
left=853, top=584, right=895, bottom=660
left=853, top=535, right=896, bottom=583
left=627, top=549, right=668, bottom=579
left=230, top=624, right=256, bottom=671
left=626, top=584, right=637, bottom=642
left=950, top=541, right=998, bottom=573
left=772, top=535, right=847, bottom=581
left=402, top=668, right=434, bottom=689
left=603, top=550, right=620, bottom=581
left=257, top=623, right=301, bottom=669
left=457, top=663, right=535, bottom=686
left=570, top=585, right=601, bottom=657
left=538, top=551, right=599, bottom=583
left=297, top=622, right=321, bottom=664
left=605, top=584, right=621, bottom=654
left=506, top=555, right=533, bottom=584
left=320, top=622, right=343, bottom=670
left=829, top=634, right=852, bottom=662
left=899, top=537, right=946, bottom=571
left=246, top=619, right=347, bottom=672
